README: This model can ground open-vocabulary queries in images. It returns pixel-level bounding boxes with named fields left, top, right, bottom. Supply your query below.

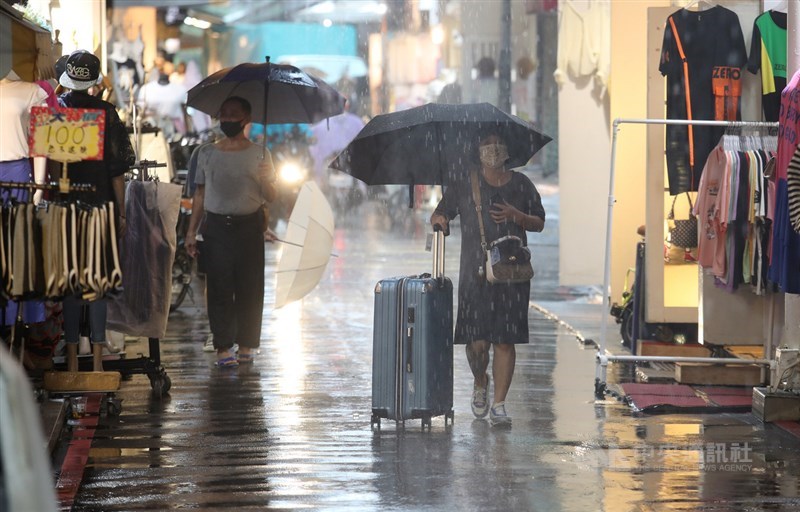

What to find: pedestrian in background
left=185, top=96, right=276, bottom=368
left=58, top=50, right=136, bottom=372
left=430, top=131, right=545, bottom=426
left=471, top=57, right=499, bottom=106
left=136, top=61, right=187, bottom=139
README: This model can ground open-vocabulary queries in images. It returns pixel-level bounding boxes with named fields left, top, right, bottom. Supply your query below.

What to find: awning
left=0, top=3, right=56, bottom=81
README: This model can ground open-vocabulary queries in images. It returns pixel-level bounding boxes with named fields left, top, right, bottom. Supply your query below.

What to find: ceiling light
left=309, top=1, right=335, bottom=14
left=184, top=16, right=211, bottom=30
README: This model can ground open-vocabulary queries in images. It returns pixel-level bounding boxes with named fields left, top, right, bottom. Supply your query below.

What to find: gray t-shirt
left=193, top=143, right=274, bottom=216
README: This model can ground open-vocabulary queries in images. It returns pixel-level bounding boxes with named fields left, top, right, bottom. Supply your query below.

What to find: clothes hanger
left=772, top=0, right=788, bottom=13
left=684, top=0, right=716, bottom=12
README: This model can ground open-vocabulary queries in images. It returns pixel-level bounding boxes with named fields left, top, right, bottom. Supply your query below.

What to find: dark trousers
left=63, top=296, right=107, bottom=344
left=203, top=211, right=264, bottom=350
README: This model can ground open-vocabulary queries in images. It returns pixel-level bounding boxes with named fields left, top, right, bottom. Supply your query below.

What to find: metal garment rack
left=0, top=180, right=96, bottom=361
left=52, top=159, right=173, bottom=396
left=595, top=118, right=779, bottom=398
left=0, top=181, right=94, bottom=192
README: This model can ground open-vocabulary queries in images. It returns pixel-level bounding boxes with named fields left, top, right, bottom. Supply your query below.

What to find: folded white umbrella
left=274, top=181, right=335, bottom=308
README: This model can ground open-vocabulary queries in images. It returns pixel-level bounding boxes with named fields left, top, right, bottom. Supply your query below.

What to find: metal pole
left=498, top=0, right=512, bottom=112
left=615, top=118, right=778, bottom=128
left=263, top=56, right=271, bottom=160
left=600, top=119, right=620, bottom=358
left=600, top=354, right=772, bottom=366
left=595, top=117, right=780, bottom=395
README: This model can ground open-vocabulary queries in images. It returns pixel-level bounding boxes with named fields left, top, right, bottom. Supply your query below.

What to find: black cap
left=59, top=50, right=102, bottom=91
left=54, top=55, right=69, bottom=79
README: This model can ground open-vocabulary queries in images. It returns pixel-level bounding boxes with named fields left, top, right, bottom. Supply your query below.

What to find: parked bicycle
left=168, top=130, right=216, bottom=312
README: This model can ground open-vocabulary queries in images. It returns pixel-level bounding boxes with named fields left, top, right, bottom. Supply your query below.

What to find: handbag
left=470, top=172, right=534, bottom=284
left=667, top=193, right=698, bottom=249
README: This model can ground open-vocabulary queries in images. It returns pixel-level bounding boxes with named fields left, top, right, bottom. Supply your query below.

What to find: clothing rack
left=48, top=160, right=173, bottom=396
left=1, top=180, right=99, bottom=364
left=595, top=118, right=780, bottom=398
left=0, top=181, right=95, bottom=192
left=128, top=159, right=167, bottom=182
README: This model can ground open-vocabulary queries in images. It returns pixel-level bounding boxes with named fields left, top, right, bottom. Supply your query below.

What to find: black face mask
left=220, top=120, right=245, bottom=138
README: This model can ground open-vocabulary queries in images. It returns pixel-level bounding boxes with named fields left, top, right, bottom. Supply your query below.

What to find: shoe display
left=471, top=374, right=490, bottom=418
left=203, top=334, right=215, bottom=352
left=489, top=402, right=512, bottom=427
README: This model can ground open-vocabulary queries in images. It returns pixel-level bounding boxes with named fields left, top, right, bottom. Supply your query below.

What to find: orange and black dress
left=659, top=6, right=747, bottom=195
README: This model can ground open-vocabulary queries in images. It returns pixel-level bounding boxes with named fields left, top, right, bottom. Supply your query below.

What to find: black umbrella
left=330, top=102, right=551, bottom=186
left=186, top=57, right=346, bottom=126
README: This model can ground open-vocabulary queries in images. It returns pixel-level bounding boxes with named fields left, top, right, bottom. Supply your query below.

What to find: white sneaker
left=203, top=333, right=215, bottom=352
left=471, top=375, right=490, bottom=419
left=489, top=402, right=512, bottom=427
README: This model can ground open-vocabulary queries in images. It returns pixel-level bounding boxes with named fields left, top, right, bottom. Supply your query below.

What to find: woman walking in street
left=430, top=132, right=545, bottom=426
left=185, top=96, right=276, bottom=367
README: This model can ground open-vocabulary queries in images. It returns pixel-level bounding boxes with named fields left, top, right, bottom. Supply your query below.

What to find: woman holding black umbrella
left=185, top=96, right=276, bottom=367
left=430, top=132, right=545, bottom=427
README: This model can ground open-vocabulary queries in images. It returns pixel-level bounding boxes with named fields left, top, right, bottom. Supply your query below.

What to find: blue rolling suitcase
left=370, top=229, right=454, bottom=430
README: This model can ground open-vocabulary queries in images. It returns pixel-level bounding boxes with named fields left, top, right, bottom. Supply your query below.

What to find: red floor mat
left=626, top=394, right=708, bottom=410
left=694, top=386, right=753, bottom=396
left=620, top=383, right=697, bottom=396
left=774, top=421, right=800, bottom=439
left=706, top=395, right=753, bottom=407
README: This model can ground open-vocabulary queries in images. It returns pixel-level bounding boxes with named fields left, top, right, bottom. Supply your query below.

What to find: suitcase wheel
left=421, top=416, right=432, bottom=430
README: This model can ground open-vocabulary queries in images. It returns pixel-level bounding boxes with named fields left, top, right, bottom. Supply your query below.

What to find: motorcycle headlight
left=278, top=162, right=306, bottom=185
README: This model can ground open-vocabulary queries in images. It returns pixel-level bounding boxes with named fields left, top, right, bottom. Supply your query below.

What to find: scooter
left=328, top=168, right=367, bottom=215
left=267, top=126, right=314, bottom=228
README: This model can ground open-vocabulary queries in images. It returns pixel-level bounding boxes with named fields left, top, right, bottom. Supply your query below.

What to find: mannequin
left=0, top=70, right=48, bottom=333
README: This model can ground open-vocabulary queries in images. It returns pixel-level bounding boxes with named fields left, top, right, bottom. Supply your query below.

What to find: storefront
left=585, top=0, right=800, bottom=399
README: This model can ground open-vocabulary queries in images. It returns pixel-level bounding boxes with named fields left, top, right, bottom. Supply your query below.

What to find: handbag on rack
left=667, top=193, right=698, bottom=249
left=470, top=172, right=534, bottom=284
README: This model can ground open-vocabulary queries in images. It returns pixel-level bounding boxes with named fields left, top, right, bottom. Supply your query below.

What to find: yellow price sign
left=28, top=107, right=106, bottom=162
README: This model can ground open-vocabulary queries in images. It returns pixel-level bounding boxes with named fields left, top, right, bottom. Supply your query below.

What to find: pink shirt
left=694, top=145, right=728, bottom=274
left=775, top=70, right=800, bottom=185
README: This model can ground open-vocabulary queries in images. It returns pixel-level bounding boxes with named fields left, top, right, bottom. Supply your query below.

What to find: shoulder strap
left=470, top=171, right=488, bottom=250
left=668, top=192, right=695, bottom=219
left=668, top=15, right=695, bottom=168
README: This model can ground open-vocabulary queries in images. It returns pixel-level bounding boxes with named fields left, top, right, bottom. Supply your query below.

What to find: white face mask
left=479, top=143, right=509, bottom=168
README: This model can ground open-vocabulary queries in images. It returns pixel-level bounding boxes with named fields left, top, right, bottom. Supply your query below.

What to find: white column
left=789, top=0, right=800, bottom=75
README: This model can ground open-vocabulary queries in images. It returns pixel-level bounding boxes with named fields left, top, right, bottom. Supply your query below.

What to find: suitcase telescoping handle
left=406, top=326, right=413, bottom=373
left=432, top=225, right=445, bottom=282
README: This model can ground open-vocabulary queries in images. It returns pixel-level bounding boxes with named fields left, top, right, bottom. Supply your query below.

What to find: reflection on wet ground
left=70, top=191, right=800, bottom=511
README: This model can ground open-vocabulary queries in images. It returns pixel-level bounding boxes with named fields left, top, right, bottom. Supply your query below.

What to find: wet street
left=64, top=183, right=800, bottom=511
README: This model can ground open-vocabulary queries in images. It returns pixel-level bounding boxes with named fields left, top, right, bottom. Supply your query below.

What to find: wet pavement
left=63, top=181, right=800, bottom=511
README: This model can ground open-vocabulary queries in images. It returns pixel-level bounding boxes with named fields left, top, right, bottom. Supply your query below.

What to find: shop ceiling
left=111, top=0, right=387, bottom=25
